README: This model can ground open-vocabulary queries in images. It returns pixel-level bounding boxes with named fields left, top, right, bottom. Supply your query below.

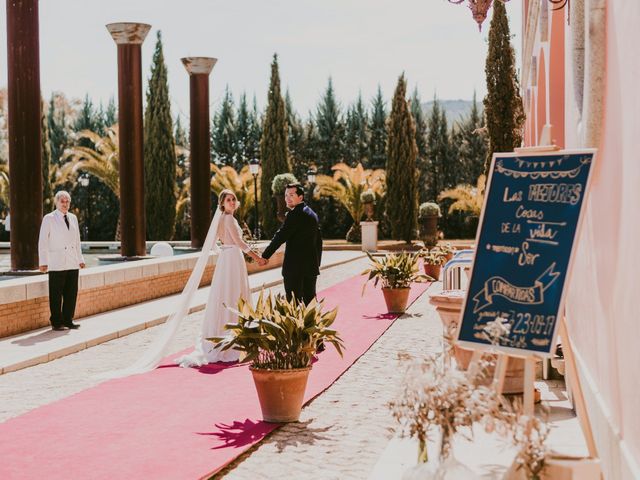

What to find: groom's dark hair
left=286, top=183, right=305, bottom=198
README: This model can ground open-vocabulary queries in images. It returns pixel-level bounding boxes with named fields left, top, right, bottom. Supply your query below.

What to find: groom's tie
left=64, top=214, right=70, bottom=230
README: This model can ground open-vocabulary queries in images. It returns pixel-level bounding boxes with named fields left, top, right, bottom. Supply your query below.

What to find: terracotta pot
left=423, top=263, right=441, bottom=281
left=250, top=366, right=311, bottom=423
left=382, top=287, right=411, bottom=313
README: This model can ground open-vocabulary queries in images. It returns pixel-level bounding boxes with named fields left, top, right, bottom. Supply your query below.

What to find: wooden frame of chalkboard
left=455, top=148, right=597, bottom=358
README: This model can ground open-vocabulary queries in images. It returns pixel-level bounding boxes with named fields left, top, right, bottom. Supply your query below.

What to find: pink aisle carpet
left=0, top=274, right=430, bottom=479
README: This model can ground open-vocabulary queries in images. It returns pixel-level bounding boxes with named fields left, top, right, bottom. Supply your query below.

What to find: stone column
left=106, top=22, right=151, bottom=258
left=181, top=57, right=217, bottom=249
left=6, top=0, right=42, bottom=270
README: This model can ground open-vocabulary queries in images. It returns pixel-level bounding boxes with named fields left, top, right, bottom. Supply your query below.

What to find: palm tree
left=210, top=164, right=260, bottom=231
left=314, top=162, right=385, bottom=242
left=59, top=126, right=120, bottom=197
left=437, top=175, right=486, bottom=216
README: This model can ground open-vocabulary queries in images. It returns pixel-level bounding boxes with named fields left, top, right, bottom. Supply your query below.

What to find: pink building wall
left=522, top=1, right=640, bottom=478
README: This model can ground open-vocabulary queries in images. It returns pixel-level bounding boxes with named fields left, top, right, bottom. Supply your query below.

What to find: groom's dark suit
left=261, top=202, right=322, bottom=304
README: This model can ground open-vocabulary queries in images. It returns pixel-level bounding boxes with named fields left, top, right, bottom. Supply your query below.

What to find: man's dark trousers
left=48, top=269, right=79, bottom=328
left=284, top=274, right=317, bottom=305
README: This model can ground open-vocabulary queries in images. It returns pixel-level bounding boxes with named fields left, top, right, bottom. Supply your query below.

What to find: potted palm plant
left=271, top=173, right=298, bottom=223
left=210, top=291, right=344, bottom=423
left=361, top=252, right=432, bottom=314
left=419, top=248, right=448, bottom=282
left=314, top=162, right=385, bottom=243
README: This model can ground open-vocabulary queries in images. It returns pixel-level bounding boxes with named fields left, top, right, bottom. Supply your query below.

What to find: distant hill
left=421, top=99, right=482, bottom=126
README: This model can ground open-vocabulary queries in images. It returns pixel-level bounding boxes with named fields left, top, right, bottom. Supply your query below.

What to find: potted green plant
left=361, top=252, right=432, bottom=313
left=360, top=189, right=376, bottom=221
left=436, top=242, right=456, bottom=262
left=418, top=202, right=441, bottom=247
left=271, top=173, right=298, bottom=222
left=210, top=291, right=344, bottom=423
left=419, top=248, right=448, bottom=282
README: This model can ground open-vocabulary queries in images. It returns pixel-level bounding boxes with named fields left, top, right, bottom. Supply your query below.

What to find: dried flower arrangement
left=390, top=316, right=552, bottom=479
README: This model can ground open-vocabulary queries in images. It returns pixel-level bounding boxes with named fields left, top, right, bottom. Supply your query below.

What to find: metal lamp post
left=249, top=158, right=261, bottom=239
left=78, top=175, right=90, bottom=241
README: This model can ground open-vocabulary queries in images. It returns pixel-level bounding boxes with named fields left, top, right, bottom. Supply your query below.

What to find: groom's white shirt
left=38, top=209, right=85, bottom=271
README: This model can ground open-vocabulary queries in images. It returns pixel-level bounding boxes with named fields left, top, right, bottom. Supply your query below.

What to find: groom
left=260, top=183, right=322, bottom=305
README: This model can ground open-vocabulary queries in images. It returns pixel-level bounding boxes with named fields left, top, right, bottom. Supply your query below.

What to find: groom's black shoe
left=52, top=326, right=66, bottom=331
left=65, top=323, right=81, bottom=330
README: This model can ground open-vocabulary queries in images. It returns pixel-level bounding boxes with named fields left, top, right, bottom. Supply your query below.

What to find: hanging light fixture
left=447, top=0, right=506, bottom=31
left=449, top=0, right=569, bottom=31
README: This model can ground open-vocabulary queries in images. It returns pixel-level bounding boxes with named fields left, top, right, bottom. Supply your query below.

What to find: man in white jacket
left=38, top=191, right=86, bottom=331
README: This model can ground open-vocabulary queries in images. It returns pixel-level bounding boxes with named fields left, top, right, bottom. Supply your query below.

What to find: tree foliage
left=259, top=54, right=291, bottom=237
left=385, top=74, right=418, bottom=243
left=144, top=30, right=177, bottom=240
left=484, top=1, right=525, bottom=176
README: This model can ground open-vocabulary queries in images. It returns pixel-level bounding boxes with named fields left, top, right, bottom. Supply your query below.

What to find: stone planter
left=361, top=221, right=378, bottom=252
left=419, top=215, right=439, bottom=247
left=250, top=366, right=311, bottom=423
left=428, top=290, right=526, bottom=394
left=382, top=287, right=411, bottom=313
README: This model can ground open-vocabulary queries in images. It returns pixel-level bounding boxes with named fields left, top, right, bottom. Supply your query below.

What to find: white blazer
left=38, top=210, right=85, bottom=271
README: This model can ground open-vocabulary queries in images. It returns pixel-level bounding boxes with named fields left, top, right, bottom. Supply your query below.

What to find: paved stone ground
left=214, top=278, right=443, bottom=479
left=0, top=256, right=444, bottom=480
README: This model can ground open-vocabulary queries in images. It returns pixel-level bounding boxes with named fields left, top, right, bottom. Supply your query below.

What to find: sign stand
left=558, top=316, right=598, bottom=458
left=455, top=144, right=599, bottom=462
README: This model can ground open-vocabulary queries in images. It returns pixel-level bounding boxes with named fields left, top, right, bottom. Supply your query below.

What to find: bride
left=176, top=189, right=263, bottom=367
left=98, top=189, right=263, bottom=378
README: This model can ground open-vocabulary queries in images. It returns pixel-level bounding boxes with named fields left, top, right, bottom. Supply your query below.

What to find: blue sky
left=0, top=0, right=522, bottom=119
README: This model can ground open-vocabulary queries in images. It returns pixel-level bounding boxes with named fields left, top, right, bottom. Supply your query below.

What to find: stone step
left=0, top=250, right=364, bottom=375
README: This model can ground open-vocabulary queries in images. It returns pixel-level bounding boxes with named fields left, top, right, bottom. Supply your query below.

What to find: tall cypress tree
left=369, top=86, right=387, bottom=169
left=457, top=92, right=487, bottom=184
left=173, top=116, right=190, bottom=241
left=105, top=96, right=117, bottom=128
left=47, top=93, right=68, bottom=165
left=211, top=86, right=236, bottom=167
left=285, top=90, right=306, bottom=181
left=344, top=93, right=369, bottom=166
left=260, top=54, right=291, bottom=237
left=385, top=74, right=418, bottom=243
left=143, top=30, right=177, bottom=240
left=410, top=88, right=429, bottom=203
left=234, top=92, right=252, bottom=169
left=484, top=1, right=525, bottom=176
left=425, top=96, right=454, bottom=203
left=315, top=78, right=344, bottom=173
left=247, top=95, right=262, bottom=162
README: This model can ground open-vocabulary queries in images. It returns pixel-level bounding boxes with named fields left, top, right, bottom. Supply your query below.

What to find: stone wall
left=0, top=250, right=283, bottom=339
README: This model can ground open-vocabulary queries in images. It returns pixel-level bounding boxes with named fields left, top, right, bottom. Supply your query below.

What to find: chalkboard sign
left=456, top=149, right=596, bottom=357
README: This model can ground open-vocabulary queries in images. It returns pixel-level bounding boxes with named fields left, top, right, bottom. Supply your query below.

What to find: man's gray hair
left=54, top=191, right=71, bottom=204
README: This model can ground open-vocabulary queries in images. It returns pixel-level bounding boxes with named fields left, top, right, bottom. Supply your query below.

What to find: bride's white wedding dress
left=176, top=213, right=251, bottom=366
left=96, top=207, right=252, bottom=379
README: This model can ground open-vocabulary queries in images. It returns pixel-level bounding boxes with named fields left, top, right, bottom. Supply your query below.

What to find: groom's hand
left=258, top=258, right=268, bottom=266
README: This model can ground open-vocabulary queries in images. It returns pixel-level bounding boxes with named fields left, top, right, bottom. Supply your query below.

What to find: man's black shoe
left=52, top=326, right=66, bottom=331
left=65, top=323, right=81, bottom=330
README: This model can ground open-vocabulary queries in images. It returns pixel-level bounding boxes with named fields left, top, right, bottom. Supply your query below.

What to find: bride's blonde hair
left=218, top=189, right=236, bottom=212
